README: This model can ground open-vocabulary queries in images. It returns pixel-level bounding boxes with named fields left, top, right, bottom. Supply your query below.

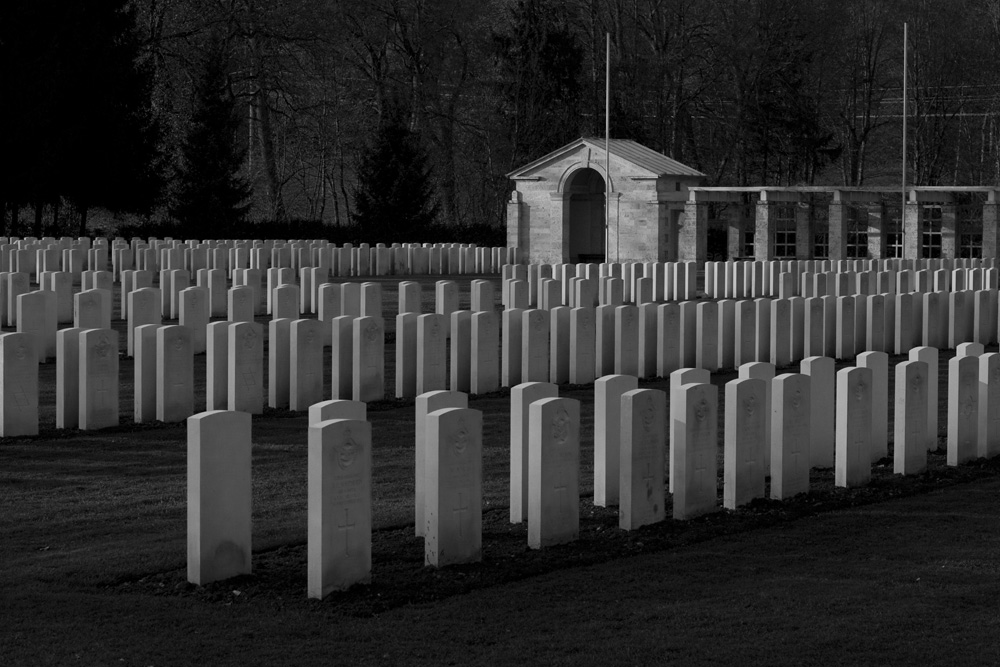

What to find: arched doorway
left=566, top=167, right=606, bottom=262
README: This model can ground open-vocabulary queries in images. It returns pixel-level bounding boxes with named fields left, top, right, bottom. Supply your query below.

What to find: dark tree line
left=4, top=0, right=1000, bottom=238
left=0, top=0, right=164, bottom=236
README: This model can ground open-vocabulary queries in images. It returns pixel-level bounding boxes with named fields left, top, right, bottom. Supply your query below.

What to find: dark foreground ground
left=4, top=433, right=998, bottom=666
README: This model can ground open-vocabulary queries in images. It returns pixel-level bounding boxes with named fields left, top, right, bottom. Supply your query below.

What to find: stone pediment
left=506, top=137, right=704, bottom=180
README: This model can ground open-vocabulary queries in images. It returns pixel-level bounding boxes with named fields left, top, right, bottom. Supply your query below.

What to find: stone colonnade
left=683, top=187, right=1000, bottom=264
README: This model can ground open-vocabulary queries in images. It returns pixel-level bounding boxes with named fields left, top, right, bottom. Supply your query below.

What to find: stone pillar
left=795, top=200, right=811, bottom=259
left=867, top=203, right=884, bottom=259
left=982, top=196, right=999, bottom=260
left=679, top=200, right=707, bottom=263
left=828, top=199, right=847, bottom=261
left=941, top=203, right=957, bottom=259
left=754, top=195, right=774, bottom=261
left=727, top=208, right=742, bottom=259
left=506, top=190, right=524, bottom=257
left=903, top=198, right=921, bottom=260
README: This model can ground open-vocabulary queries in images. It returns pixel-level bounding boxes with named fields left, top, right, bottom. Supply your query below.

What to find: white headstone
left=352, top=316, right=384, bottom=402
left=227, top=285, right=255, bottom=323
left=894, top=360, right=928, bottom=475
left=395, top=312, right=418, bottom=398
left=521, top=308, right=550, bottom=383
left=415, top=390, right=468, bottom=535
left=470, top=311, right=499, bottom=394
left=501, top=308, right=523, bottom=387
left=79, top=329, right=119, bottom=430
left=17, top=290, right=57, bottom=362
left=56, top=327, right=84, bottom=429
left=947, top=354, right=979, bottom=465
left=800, top=356, right=835, bottom=467
left=187, top=410, right=252, bottom=585
left=978, top=352, right=1000, bottom=460
left=417, top=313, right=448, bottom=394
left=723, top=377, right=766, bottom=509
left=857, top=351, right=889, bottom=461
left=588, top=374, right=638, bottom=509
left=424, top=407, right=483, bottom=566
left=657, top=303, right=681, bottom=376
left=672, top=382, right=718, bottom=520
left=613, top=305, right=640, bottom=376
left=0, top=332, right=38, bottom=436
left=770, top=373, right=810, bottom=499
left=528, top=397, right=580, bottom=548
left=134, top=324, right=160, bottom=423
left=179, top=286, right=209, bottom=355
left=669, top=368, right=710, bottom=493
left=157, top=325, right=194, bottom=423
left=206, top=321, right=229, bottom=411
left=595, top=304, right=616, bottom=377
left=738, top=362, right=775, bottom=472
left=548, top=306, right=571, bottom=384
left=290, top=318, right=324, bottom=410
left=267, top=318, right=293, bottom=408
left=835, top=366, right=872, bottom=487
left=309, top=399, right=366, bottom=425
left=450, top=310, right=473, bottom=392
left=619, top=388, right=666, bottom=530
left=307, top=418, right=372, bottom=597
left=909, top=346, right=939, bottom=451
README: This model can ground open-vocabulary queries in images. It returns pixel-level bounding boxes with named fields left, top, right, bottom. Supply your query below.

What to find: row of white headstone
left=498, top=289, right=1000, bottom=388
left=703, top=258, right=1000, bottom=300
left=111, top=238, right=513, bottom=280
left=500, top=260, right=1000, bottom=311
left=184, top=347, right=1000, bottom=597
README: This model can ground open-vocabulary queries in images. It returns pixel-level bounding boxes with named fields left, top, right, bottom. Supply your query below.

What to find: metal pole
left=902, top=22, right=908, bottom=227
left=605, top=32, right=612, bottom=264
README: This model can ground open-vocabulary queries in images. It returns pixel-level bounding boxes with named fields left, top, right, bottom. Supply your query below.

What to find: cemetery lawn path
left=4, top=474, right=998, bottom=666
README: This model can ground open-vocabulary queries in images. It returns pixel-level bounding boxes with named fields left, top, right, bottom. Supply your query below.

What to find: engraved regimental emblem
left=452, top=418, right=470, bottom=455
left=243, top=328, right=257, bottom=350
left=364, top=321, right=379, bottom=342
left=338, top=428, right=359, bottom=469
left=95, top=335, right=112, bottom=358
left=695, top=397, right=709, bottom=422
left=743, top=394, right=757, bottom=417
left=640, top=395, right=655, bottom=433
left=552, top=407, right=571, bottom=445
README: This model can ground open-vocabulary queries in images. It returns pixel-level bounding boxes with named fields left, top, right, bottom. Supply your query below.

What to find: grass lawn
left=1, top=274, right=998, bottom=665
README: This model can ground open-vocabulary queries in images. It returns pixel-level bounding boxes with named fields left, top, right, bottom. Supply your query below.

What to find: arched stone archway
left=565, top=167, right=606, bottom=262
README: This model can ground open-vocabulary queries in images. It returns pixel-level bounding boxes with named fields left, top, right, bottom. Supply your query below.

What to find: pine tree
left=352, top=114, right=439, bottom=242
left=171, top=38, right=251, bottom=235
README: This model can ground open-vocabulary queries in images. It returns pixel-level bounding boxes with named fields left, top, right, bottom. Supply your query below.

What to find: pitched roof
left=507, top=137, right=705, bottom=179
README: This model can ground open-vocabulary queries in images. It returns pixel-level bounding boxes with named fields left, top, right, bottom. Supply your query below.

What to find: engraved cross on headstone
left=453, top=490, right=470, bottom=537
left=338, top=507, right=356, bottom=556
left=553, top=465, right=569, bottom=517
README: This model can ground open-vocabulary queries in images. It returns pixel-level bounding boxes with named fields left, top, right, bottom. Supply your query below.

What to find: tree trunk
left=253, top=89, right=287, bottom=222
left=33, top=201, right=43, bottom=237
left=78, top=203, right=89, bottom=237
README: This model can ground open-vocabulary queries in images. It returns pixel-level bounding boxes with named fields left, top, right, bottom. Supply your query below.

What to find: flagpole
left=902, top=22, right=908, bottom=222
left=605, top=32, right=612, bottom=263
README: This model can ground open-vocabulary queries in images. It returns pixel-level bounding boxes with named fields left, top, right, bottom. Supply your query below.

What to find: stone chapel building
left=505, top=137, right=706, bottom=264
